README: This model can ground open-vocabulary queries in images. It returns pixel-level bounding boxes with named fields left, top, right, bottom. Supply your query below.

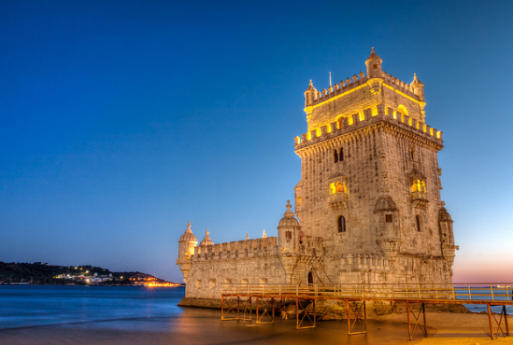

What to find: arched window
left=308, top=271, right=314, bottom=286
left=416, top=215, right=421, bottom=232
left=336, top=181, right=342, bottom=193
left=338, top=216, right=346, bottom=233
left=339, top=147, right=344, bottom=161
left=285, top=231, right=292, bottom=240
left=333, top=149, right=338, bottom=163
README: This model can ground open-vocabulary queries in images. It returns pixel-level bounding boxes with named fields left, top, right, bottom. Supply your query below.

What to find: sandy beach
left=1, top=308, right=512, bottom=345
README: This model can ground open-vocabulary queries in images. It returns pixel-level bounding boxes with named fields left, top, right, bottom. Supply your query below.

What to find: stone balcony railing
left=411, top=191, right=428, bottom=209
left=327, top=193, right=347, bottom=211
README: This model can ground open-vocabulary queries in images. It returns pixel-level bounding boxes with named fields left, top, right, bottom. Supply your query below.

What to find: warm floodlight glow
left=329, top=183, right=336, bottom=195
left=397, top=105, right=408, bottom=116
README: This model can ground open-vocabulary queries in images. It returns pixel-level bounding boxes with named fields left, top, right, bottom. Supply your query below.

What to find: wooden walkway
left=220, top=283, right=513, bottom=341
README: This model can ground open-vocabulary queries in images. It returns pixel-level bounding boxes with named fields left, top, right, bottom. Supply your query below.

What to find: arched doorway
left=308, top=271, right=314, bottom=286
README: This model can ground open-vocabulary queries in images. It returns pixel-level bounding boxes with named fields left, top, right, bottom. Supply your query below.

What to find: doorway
left=308, top=271, right=313, bottom=286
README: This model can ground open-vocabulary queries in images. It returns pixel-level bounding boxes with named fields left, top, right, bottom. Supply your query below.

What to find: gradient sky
left=1, top=1, right=512, bottom=283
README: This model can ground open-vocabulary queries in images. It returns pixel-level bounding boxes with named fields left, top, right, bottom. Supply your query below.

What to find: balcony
left=327, top=192, right=347, bottom=211
left=411, top=191, right=428, bottom=209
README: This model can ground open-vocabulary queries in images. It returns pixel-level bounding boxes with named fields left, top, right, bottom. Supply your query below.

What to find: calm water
left=0, top=285, right=185, bottom=330
left=0, top=285, right=504, bottom=344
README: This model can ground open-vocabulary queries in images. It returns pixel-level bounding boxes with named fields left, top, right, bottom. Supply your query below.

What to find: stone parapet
left=294, top=109, right=443, bottom=153
left=311, top=72, right=422, bottom=106
left=191, top=237, right=278, bottom=262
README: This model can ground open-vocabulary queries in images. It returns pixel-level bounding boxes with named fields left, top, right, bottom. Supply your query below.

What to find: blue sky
left=0, top=1, right=512, bottom=282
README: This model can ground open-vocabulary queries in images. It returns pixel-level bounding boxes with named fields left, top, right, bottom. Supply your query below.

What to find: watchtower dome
left=365, top=47, right=382, bottom=78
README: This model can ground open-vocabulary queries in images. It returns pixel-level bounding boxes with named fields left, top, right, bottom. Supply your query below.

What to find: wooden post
left=296, top=298, right=299, bottom=329
left=407, top=301, right=412, bottom=341
left=363, top=301, right=367, bottom=331
left=346, top=300, right=351, bottom=334
left=422, top=302, right=427, bottom=336
left=256, top=297, right=259, bottom=323
left=487, top=304, right=495, bottom=340
left=504, top=305, right=510, bottom=336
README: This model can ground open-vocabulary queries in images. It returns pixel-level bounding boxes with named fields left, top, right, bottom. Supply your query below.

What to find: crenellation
left=294, top=112, right=443, bottom=151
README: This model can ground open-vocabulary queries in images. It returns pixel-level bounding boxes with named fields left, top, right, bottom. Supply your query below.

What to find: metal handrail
left=220, top=282, right=513, bottom=303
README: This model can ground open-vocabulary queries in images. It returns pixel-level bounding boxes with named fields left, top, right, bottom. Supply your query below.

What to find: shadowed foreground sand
left=377, top=312, right=513, bottom=344
left=0, top=309, right=511, bottom=345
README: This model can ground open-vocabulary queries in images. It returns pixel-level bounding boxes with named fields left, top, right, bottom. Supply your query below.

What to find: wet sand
left=0, top=308, right=511, bottom=345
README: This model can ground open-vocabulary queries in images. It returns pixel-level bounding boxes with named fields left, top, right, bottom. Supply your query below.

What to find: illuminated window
left=338, top=216, right=346, bottom=233
left=336, top=181, right=342, bottom=193
left=416, top=215, right=422, bottom=232
left=339, top=148, right=344, bottom=161
left=286, top=231, right=292, bottom=240
left=333, top=149, right=338, bottom=163
left=411, top=180, right=427, bottom=193
left=329, top=182, right=336, bottom=195
left=385, top=214, right=392, bottom=223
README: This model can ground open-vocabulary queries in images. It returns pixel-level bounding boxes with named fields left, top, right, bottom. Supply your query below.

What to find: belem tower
left=176, top=49, right=458, bottom=308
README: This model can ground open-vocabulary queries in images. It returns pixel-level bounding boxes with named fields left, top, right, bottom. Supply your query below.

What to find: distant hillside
left=0, top=262, right=179, bottom=286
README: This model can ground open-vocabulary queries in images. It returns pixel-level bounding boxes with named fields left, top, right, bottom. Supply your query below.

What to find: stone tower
left=176, top=50, right=458, bottom=307
left=294, top=49, right=457, bottom=285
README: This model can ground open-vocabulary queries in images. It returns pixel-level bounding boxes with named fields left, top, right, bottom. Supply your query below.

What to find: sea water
left=0, top=285, right=508, bottom=345
left=0, top=285, right=185, bottom=330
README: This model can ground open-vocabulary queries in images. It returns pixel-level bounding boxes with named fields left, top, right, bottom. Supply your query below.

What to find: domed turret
left=199, top=229, right=214, bottom=246
left=304, top=80, right=317, bottom=107
left=411, top=73, right=425, bottom=101
left=180, top=221, right=197, bottom=242
left=278, top=200, right=300, bottom=229
left=277, top=200, right=300, bottom=252
left=365, top=47, right=382, bottom=78
left=439, top=206, right=452, bottom=222
left=177, top=221, right=198, bottom=263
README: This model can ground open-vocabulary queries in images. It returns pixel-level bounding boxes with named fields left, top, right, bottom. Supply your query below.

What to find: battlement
left=294, top=105, right=442, bottom=151
left=340, top=253, right=390, bottom=271
left=191, top=237, right=278, bottom=262
left=310, top=71, right=422, bottom=106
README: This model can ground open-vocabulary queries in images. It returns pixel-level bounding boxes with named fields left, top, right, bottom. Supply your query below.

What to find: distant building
left=177, top=50, right=458, bottom=304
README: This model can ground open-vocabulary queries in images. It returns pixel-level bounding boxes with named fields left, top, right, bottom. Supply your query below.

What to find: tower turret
left=411, top=73, right=425, bottom=101
left=199, top=229, right=214, bottom=246
left=176, top=221, right=197, bottom=283
left=178, top=221, right=197, bottom=260
left=277, top=200, right=300, bottom=253
left=304, top=80, right=317, bottom=107
left=365, top=47, right=382, bottom=78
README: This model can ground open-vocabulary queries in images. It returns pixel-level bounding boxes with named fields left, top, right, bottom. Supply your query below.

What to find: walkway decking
left=220, top=283, right=513, bottom=341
